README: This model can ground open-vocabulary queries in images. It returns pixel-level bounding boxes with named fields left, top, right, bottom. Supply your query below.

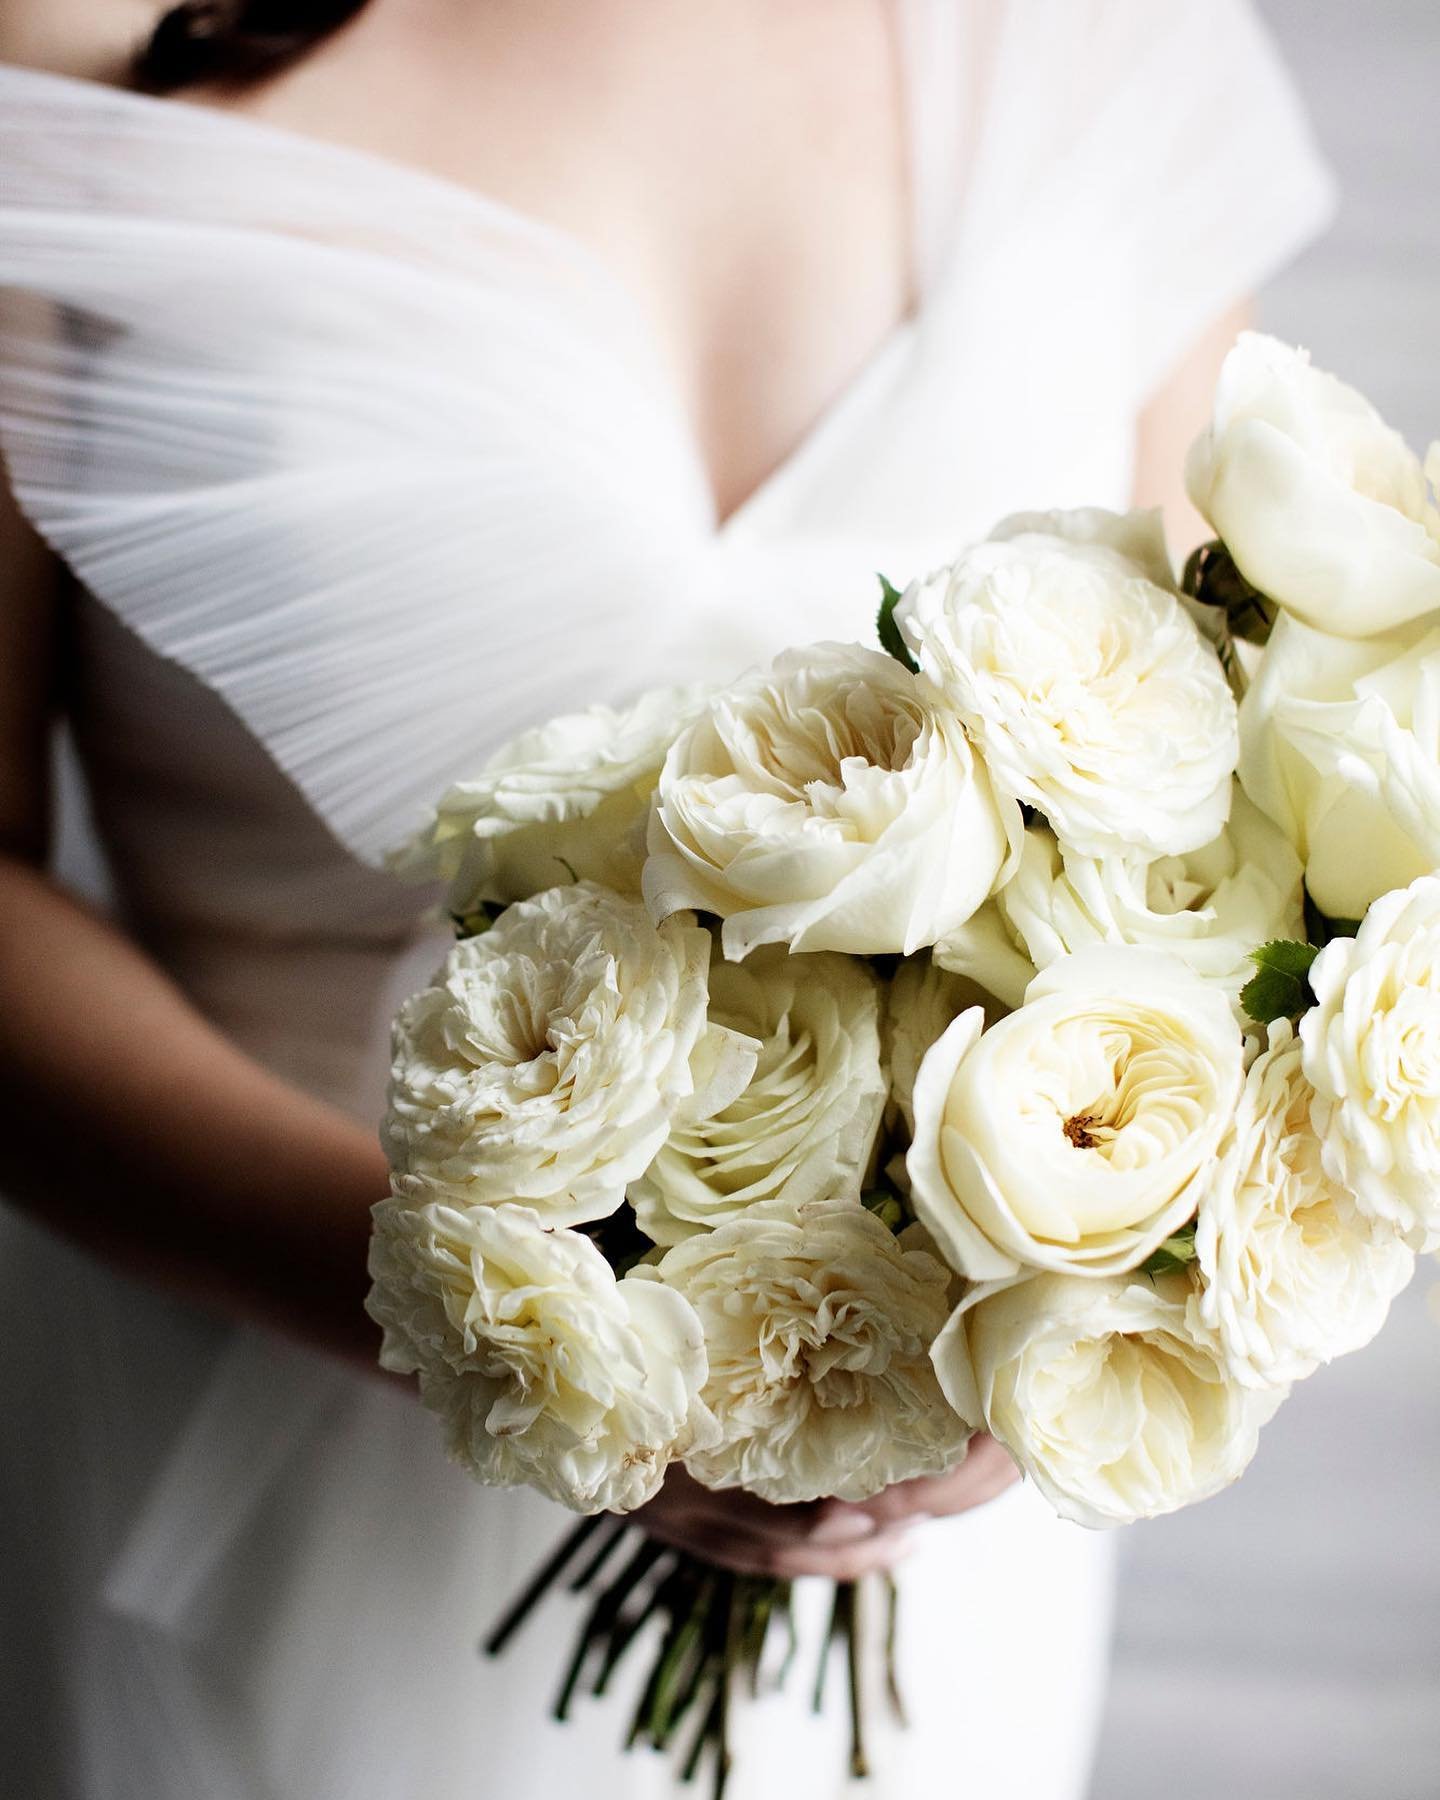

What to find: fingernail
left=811, top=1512, right=875, bottom=1545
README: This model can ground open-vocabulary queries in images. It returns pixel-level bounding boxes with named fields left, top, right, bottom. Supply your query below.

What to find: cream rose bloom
left=1300, top=875, right=1440, bottom=1249
left=883, top=956, right=1008, bottom=1135
left=648, top=1195, right=971, bottom=1503
left=896, top=508, right=1237, bottom=859
left=366, top=1191, right=714, bottom=1513
left=908, top=947, right=1244, bottom=1281
left=385, top=882, right=712, bottom=1224
left=935, top=786, right=1304, bottom=1009
left=643, top=641, right=1017, bottom=960
left=1192, top=1020, right=1414, bottom=1390
left=1239, top=609, right=1440, bottom=920
left=392, top=684, right=705, bottom=912
left=932, top=1270, right=1284, bottom=1529
left=630, top=948, right=885, bottom=1244
left=1186, top=333, right=1440, bottom=639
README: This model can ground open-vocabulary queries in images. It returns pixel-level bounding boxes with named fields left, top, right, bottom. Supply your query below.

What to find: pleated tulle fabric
left=0, top=5, right=1333, bottom=1796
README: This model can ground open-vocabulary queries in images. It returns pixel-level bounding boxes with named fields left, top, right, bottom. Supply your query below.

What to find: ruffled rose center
left=752, top=1297, right=890, bottom=1411
left=710, top=669, right=916, bottom=783
left=1026, top=1017, right=1212, bottom=1169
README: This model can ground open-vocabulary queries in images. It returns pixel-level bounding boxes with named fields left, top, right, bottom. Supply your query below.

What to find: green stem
left=775, top=1581, right=798, bottom=1688
left=554, top=1537, right=671, bottom=1722
left=883, top=1572, right=908, bottom=1728
left=567, top=1515, right=630, bottom=1592
left=740, top=1578, right=776, bottom=1697
left=626, top=1568, right=702, bottom=1749
left=812, top=1581, right=845, bottom=1715
left=714, top=1574, right=745, bottom=1800
left=649, top=1575, right=717, bottom=1747
left=679, top=1680, right=724, bottom=1786
left=845, top=1580, right=869, bottom=1780
left=592, top=1561, right=686, bottom=1698
left=482, top=1513, right=607, bottom=1657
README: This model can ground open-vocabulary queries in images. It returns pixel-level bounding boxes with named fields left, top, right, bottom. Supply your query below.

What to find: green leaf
left=450, top=900, right=507, bottom=940
left=1303, top=889, right=1361, bottom=946
left=1140, top=1220, right=1198, bottom=1279
left=1141, top=1235, right=1199, bottom=1279
left=861, top=1187, right=906, bottom=1234
left=1185, top=540, right=1276, bottom=646
left=876, top=574, right=918, bottom=673
left=1240, top=938, right=1321, bottom=1027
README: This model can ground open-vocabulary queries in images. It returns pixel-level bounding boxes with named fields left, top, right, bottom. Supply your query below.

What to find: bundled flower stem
left=484, top=1518, right=903, bottom=1797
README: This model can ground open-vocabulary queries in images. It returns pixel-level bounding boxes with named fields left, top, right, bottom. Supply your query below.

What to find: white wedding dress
left=0, top=5, right=1331, bottom=1796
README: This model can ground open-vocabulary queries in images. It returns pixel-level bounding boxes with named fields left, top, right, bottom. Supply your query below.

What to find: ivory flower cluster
left=370, top=331, right=1433, bottom=1551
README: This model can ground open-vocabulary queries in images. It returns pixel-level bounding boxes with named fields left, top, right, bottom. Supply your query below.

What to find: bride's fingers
left=640, top=1470, right=878, bottom=1548
left=854, top=1436, right=1021, bottom=1529
left=646, top=1518, right=914, bottom=1582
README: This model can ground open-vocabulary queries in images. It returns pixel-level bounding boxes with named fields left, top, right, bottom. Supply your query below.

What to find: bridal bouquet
left=367, top=333, right=1439, bottom=1792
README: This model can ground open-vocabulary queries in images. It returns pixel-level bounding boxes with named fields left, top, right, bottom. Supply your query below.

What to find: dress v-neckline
left=1, top=2, right=958, bottom=537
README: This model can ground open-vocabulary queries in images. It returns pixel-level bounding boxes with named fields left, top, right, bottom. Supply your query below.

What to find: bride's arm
left=2, top=484, right=1017, bottom=1571
left=1134, top=299, right=1252, bottom=554
left=0, top=474, right=390, bottom=1363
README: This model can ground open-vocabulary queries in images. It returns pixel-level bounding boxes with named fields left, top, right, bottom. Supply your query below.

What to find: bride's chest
left=215, top=0, right=914, bottom=525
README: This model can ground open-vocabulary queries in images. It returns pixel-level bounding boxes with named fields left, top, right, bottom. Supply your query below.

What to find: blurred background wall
left=1092, top=5, right=1440, bottom=1796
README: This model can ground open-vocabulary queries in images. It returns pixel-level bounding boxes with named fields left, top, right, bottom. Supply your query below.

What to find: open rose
left=935, top=786, right=1304, bottom=1009
left=1300, top=874, right=1440, bottom=1249
left=908, top=948, right=1243, bottom=1281
left=643, top=641, right=1017, bottom=960
left=385, top=882, right=712, bottom=1224
left=646, top=1195, right=971, bottom=1503
left=883, top=956, right=1007, bottom=1135
left=630, top=947, right=886, bottom=1244
left=392, top=684, right=705, bottom=911
left=897, top=508, right=1237, bottom=859
left=932, top=1269, right=1284, bottom=1529
left=366, top=1191, right=715, bottom=1513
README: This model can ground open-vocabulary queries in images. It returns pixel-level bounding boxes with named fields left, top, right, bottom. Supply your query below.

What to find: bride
left=0, top=3, right=1331, bottom=1796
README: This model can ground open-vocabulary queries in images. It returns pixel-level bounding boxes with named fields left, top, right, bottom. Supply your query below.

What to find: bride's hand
left=849, top=1433, right=1021, bottom=1532
left=635, top=1437, right=1020, bottom=1580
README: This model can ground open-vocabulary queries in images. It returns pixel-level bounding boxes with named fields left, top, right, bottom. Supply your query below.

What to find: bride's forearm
left=1134, top=298, right=1253, bottom=553
left=0, top=851, right=390, bottom=1363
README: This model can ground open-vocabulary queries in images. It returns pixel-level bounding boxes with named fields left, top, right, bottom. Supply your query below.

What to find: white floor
left=1093, top=6, right=1440, bottom=1795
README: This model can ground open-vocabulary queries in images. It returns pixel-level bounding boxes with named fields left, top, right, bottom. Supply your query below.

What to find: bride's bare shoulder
left=0, top=0, right=160, bottom=82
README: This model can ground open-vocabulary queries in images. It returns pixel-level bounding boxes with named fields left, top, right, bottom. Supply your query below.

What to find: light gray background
left=1092, top=6, right=1440, bottom=1797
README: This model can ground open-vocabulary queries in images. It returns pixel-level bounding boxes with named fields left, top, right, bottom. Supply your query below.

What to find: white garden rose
left=1239, top=609, right=1440, bottom=920
left=385, top=882, right=713, bottom=1224
left=1186, top=333, right=1440, bottom=639
left=935, top=786, right=1304, bottom=1008
left=643, top=641, right=1017, bottom=960
left=908, top=947, right=1244, bottom=1281
left=896, top=508, right=1237, bottom=859
left=366, top=1191, right=714, bottom=1513
left=1192, top=1020, right=1414, bottom=1390
left=1300, top=874, right=1440, bottom=1248
left=932, top=1270, right=1284, bottom=1529
left=630, top=948, right=885, bottom=1244
left=392, top=685, right=706, bottom=911
left=884, top=956, right=1009, bottom=1135
left=648, top=1194, right=972, bottom=1503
